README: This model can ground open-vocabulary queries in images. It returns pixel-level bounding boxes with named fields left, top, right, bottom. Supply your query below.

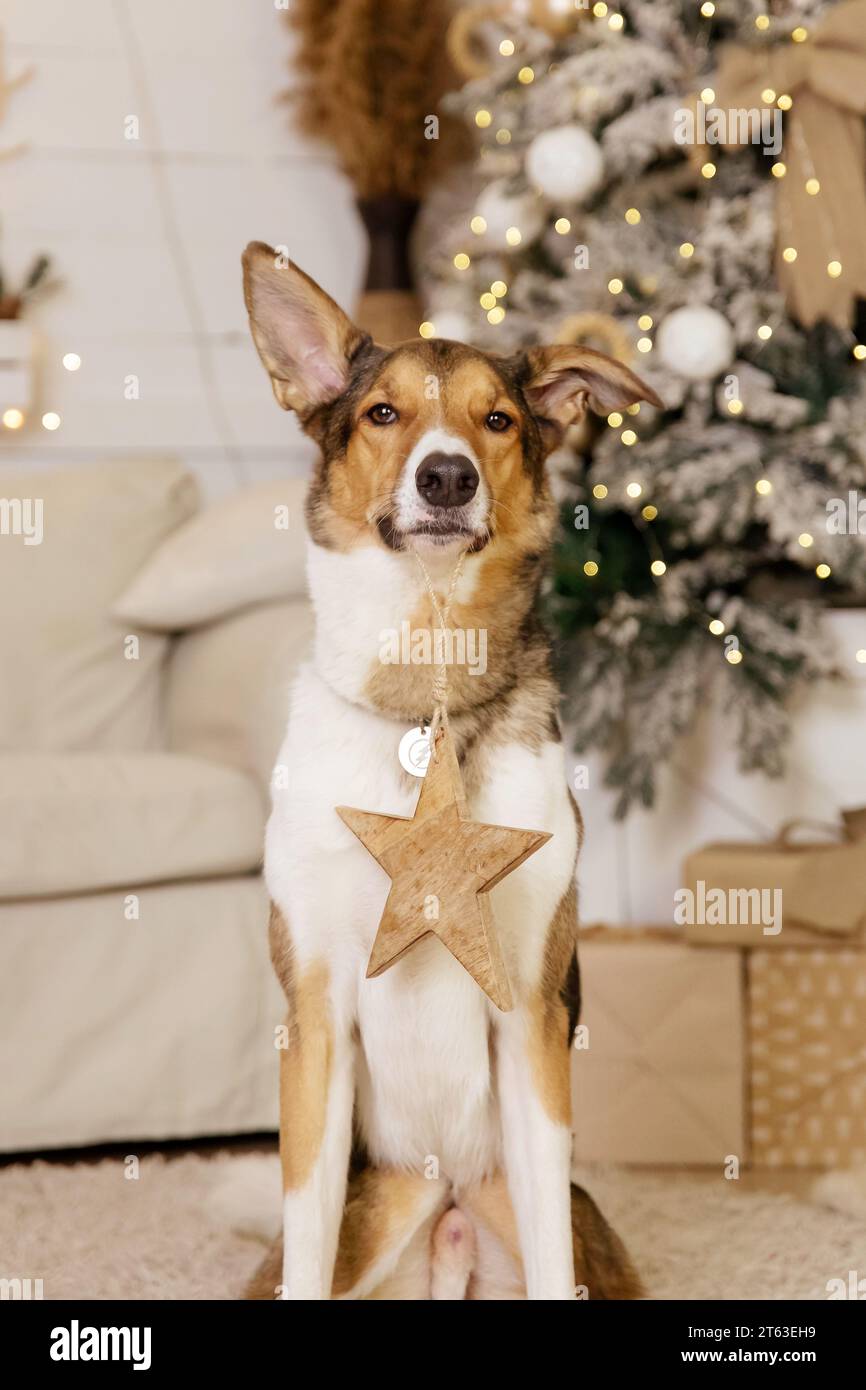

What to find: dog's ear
left=242, top=242, right=367, bottom=417
left=520, top=345, right=663, bottom=440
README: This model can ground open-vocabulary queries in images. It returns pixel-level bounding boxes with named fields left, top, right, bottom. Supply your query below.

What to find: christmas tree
left=418, top=0, right=866, bottom=814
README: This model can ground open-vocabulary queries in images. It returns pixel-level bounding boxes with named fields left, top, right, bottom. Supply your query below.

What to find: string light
left=475, top=109, right=492, bottom=128
left=62, top=352, right=81, bottom=371
left=487, top=306, right=505, bottom=325
left=755, top=478, right=772, bottom=495
left=470, top=216, right=487, bottom=235
left=798, top=532, right=814, bottom=548
left=805, top=177, right=820, bottom=195
left=2, top=407, right=24, bottom=429
left=638, top=314, right=653, bottom=330
left=777, top=93, right=792, bottom=110
left=626, top=403, right=641, bottom=415
left=517, top=66, right=535, bottom=84
left=701, top=162, right=717, bottom=179
left=642, top=504, right=658, bottom=520
left=727, top=399, right=744, bottom=415
left=827, top=260, right=842, bottom=278
left=453, top=252, right=470, bottom=270
left=708, top=619, right=725, bottom=635
left=419, top=321, right=435, bottom=338
left=853, top=345, right=866, bottom=361
left=491, top=280, right=507, bottom=297
left=583, top=560, right=599, bottom=576
left=608, top=13, right=624, bottom=30
left=771, top=161, right=786, bottom=178
left=761, top=88, right=777, bottom=104
left=499, top=38, right=515, bottom=56
left=495, top=128, right=512, bottom=144
left=726, top=648, right=743, bottom=664
left=42, top=411, right=61, bottom=430
left=607, top=412, right=623, bottom=427
left=783, top=246, right=798, bottom=262
left=625, top=207, right=641, bottom=225
left=621, top=429, right=638, bottom=445
left=816, top=564, right=832, bottom=579
left=700, top=1, right=715, bottom=16
left=505, top=226, right=522, bottom=246
left=554, top=217, right=571, bottom=234
left=626, top=481, right=642, bottom=498
left=755, top=15, right=770, bottom=31
left=480, top=292, right=497, bottom=309
left=592, top=2, right=608, bottom=15
left=856, top=649, right=866, bottom=664
left=607, top=277, right=624, bottom=294
left=700, top=87, right=715, bottom=103
left=592, top=483, right=608, bottom=499
left=637, top=337, right=652, bottom=353
left=757, top=324, right=773, bottom=340
left=792, top=26, right=808, bottom=43
left=651, top=559, right=667, bottom=576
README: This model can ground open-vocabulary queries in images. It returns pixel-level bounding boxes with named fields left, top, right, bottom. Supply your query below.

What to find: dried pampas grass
left=286, top=0, right=463, bottom=199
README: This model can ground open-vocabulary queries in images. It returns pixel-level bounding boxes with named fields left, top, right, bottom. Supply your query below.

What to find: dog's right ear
left=242, top=242, right=367, bottom=418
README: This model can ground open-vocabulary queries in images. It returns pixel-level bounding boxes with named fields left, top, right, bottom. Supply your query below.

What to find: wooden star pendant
left=336, top=725, right=551, bottom=1011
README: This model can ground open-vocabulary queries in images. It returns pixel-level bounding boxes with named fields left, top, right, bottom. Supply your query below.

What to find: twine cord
left=412, top=548, right=467, bottom=760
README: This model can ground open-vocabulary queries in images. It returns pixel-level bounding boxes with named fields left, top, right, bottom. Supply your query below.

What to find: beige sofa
left=0, top=459, right=313, bottom=1151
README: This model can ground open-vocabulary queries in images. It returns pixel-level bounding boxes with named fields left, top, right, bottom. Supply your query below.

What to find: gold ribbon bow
left=711, top=0, right=866, bottom=329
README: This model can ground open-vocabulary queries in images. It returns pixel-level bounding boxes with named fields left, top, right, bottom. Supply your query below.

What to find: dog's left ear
left=520, top=345, right=663, bottom=441
left=242, top=241, right=367, bottom=418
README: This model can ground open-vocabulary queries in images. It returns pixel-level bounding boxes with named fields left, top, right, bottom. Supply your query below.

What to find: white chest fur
left=265, top=574, right=577, bottom=1187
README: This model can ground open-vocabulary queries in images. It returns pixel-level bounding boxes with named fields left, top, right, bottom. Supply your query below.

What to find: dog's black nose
left=415, top=453, right=479, bottom=509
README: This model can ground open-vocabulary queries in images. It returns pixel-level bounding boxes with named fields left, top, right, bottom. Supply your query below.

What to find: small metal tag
left=398, top=725, right=432, bottom=777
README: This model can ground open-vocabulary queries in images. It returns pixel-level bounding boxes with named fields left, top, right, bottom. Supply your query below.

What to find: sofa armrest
left=165, top=599, right=313, bottom=793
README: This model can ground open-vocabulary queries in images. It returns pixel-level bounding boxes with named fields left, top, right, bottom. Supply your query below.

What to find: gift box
left=748, top=947, right=866, bottom=1168
left=681, top=809, right=866, bottom=949
left=571, top=927, right=746, bottom=1165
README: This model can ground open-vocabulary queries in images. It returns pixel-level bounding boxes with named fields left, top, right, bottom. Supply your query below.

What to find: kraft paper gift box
left=748, top=947, right=866, bottom=1169
left=571, top=928, right=746, bottom=1165
left=682, top=809, right=866, bottom=949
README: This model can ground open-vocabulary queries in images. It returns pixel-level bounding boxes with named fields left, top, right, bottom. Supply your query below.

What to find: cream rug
left=1, top=1151, right=864, bottom=1300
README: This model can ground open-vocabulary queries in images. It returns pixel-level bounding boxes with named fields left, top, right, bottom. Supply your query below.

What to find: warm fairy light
left=727, top=399, right=744, bottom=415
left=816, top=564, right=832, bottom=579
left=453, top=252, right=470, bottom=270
left=607, top=412, right=623, bottom=427
left=583, top=560, right=599, bottom=576
left=792, top=26, right=808, bottom=43
left=701, top=162, right=717, bottom=178
left=679, top=242, right=695, bottom=258
left=505, top=226, right=522, bottom=246
left=856, top=649, right=866, bottom=664
left=608, top=13, right=624, bottom=30
left=783, top=246, right=797, bottom=262
left=554, top=217, right=571, bottom=234
left=487, top=306, right=506, bottom=325
left=726, top=648, right=743, bottom=664
left=777, top=94, right=792, bottom=110
left=517, top=66, right=535, bottom=84
left=626, top=481, right=642, bottom=498
left=798, top=532, right=814, bottom=548
left=700, top=2, right=715, bottom=16
left=761, top=88, right=776, bottom=104
left=651, top=559, right=667, bottom=576
left=592, top=1, right=608, bottom=15
left=700, top=87, right=715, bottom=103
left=638, top=314, right=653, bottom=330
left=755, top=15, right=770, bottom=31
left=805, top=178, right=820, bottom=195
left=637, top=337, right=653, bottom=353
left=755, top=478, right=772, bottom=495
left=496, top=128, right=512, bottom=144
left=62, top=352, right=81, bottom=371
left=757, top=324, right=772, bottom=340
left=771, top=162, right=786, bottom=178
left=853, top=345, right=866, bottom=361
left=470, top=215, right=487, bottom=235
left=828, top=260, right=843, bottom=278
left=593, top=483, right=608, bottom=499
left=2, top=407, right=24, bottom=429
left=642, top=504, right=658, bottom=521
left=480, top=292, right=497, bottom=309
left=475, top=109, right=492, bottom=128
left=419, top=321, right=435, bottom=338
left=499, top=38, right=515, bottom=56
left=42, top=411, right=61, bottom=430
left=626, top=403, right=641, bottom=415
left=625, top=208, right=641, bottom=225
left=709, top=619, right=725, bottom=635
left=607, top=277, right=624, bottom=294
left=622, top=429, right=638, bottom=445
left=491, top=280, right=507, bottom=297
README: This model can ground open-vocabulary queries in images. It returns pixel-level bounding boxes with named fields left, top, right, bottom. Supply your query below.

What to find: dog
left=240, top=243, right=661, bottom=1300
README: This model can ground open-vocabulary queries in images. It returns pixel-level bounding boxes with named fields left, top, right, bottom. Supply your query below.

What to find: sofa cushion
left=0, top=753, right=265, bottom=899
left=113, top=477, right=309, bottom=632
left=0, top=459, right=198, bottom=752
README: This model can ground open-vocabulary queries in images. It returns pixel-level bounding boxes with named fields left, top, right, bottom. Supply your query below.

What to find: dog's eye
left=367, top=403, right=398, bottom=425
left=485, top=411, right=513, bottom=432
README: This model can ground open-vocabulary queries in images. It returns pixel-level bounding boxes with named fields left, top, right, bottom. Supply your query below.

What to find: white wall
left=1, top=0, right=366, bottom=495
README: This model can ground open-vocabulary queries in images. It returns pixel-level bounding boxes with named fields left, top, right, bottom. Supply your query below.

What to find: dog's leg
left=496, top=997, right=576, bottom=1300
left=270, top=904, right=356, bottom=1301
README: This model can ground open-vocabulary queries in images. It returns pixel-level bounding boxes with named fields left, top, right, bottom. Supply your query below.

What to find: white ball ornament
left=525, top=125, right=604, bottom=204
left=475, top=179, right=545, bottom=247
left=656, top=305, right=735, bottom=381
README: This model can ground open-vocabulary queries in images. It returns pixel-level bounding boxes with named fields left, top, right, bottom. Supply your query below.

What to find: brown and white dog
left=241, top=243, right=661, bottom=1301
